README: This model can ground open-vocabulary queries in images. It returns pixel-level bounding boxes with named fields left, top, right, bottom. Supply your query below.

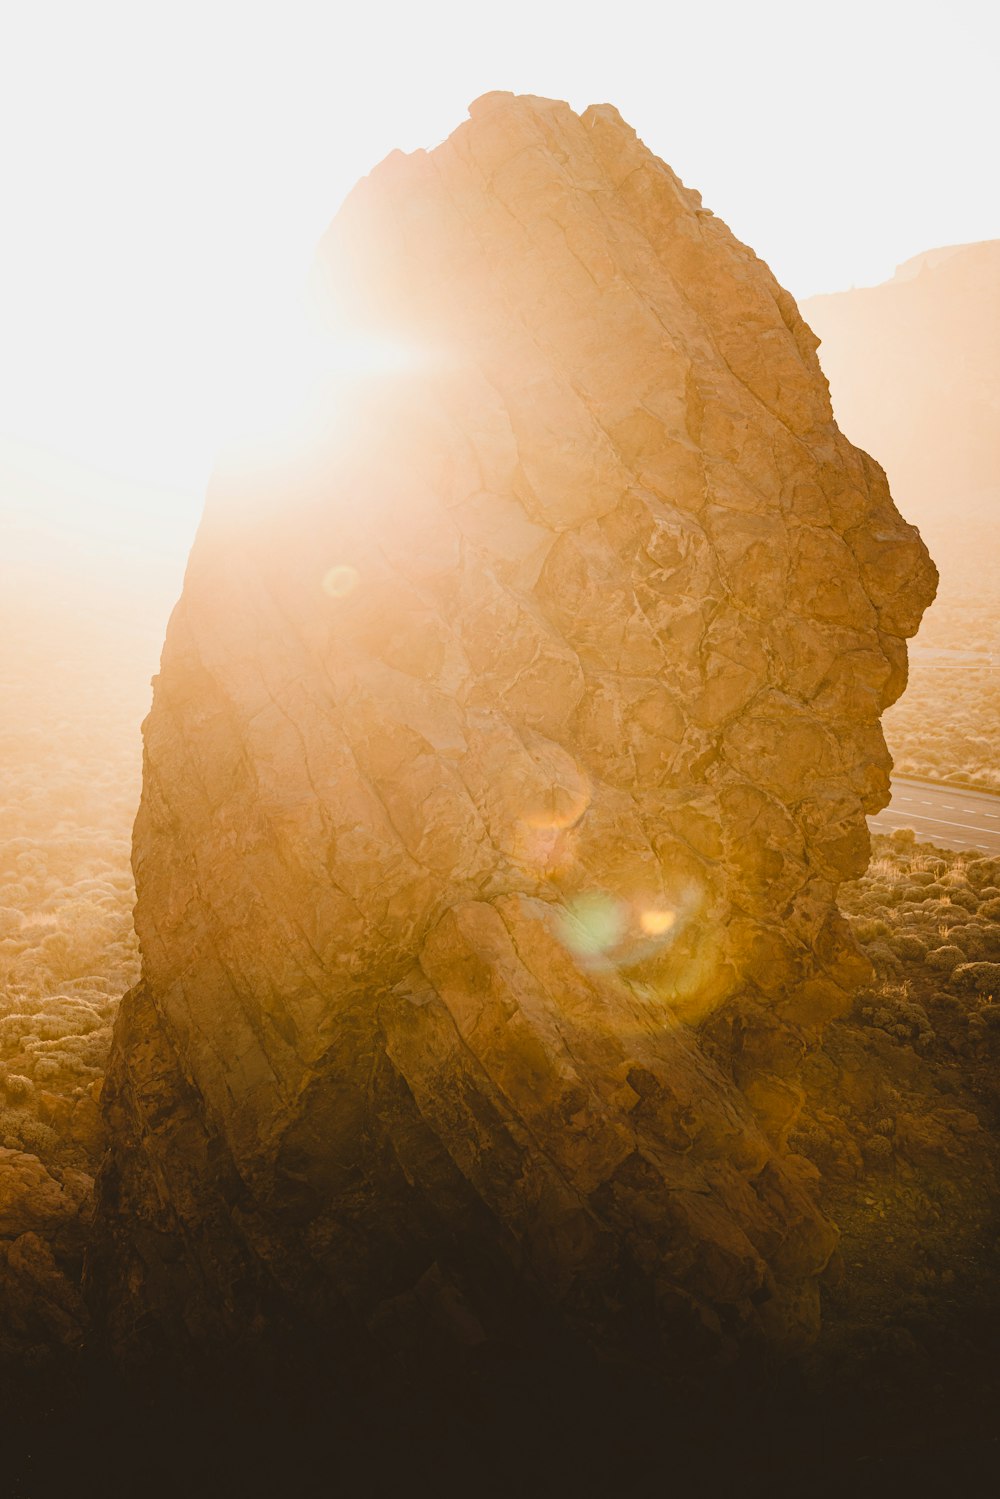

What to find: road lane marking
left=870, top=836, right=980, bottom=851
left=881, top=809, right=998, bottom=836
left=872, top=777, right=1000, bottom=851
left=894, top=779, right=1000, bottom=804
left=872, top=827, right=998, bottom=850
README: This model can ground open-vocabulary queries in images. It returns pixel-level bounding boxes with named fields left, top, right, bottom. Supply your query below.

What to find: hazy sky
left=1, top=0, right=997, bottom=566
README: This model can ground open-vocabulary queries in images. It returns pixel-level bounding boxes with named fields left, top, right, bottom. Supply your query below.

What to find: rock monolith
left=92, top=93, right=936, bottom=1372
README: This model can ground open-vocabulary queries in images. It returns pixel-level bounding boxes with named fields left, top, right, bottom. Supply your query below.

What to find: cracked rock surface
left=91, top=93, right=936, bottom=1370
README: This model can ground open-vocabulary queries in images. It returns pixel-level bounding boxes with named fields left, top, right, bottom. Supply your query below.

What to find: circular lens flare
left=640, top=907, right=676, bottom=937
left=322, top=564, right=361, bottom=599
left=514, top=775, right=591, bottom=873
left=557, top=893, right=629, bottom=968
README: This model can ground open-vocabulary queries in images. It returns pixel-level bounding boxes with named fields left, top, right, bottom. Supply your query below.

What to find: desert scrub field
left=0, top=591, right=157, bottom=1177
left=0, top=585, right=163, bottom=1362
left=841, top=828, right=1000, bottom=998
left=783, top=828, right=1000, bottom=1421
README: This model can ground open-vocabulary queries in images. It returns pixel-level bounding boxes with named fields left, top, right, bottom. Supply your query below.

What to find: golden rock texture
left=0, top=1149, right=91, bottom=1361
left=92, top=94, right=936, bottom=1367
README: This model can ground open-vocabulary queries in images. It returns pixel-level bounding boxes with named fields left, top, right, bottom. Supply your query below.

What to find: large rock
left=91, top=94, right=935, bottom=1371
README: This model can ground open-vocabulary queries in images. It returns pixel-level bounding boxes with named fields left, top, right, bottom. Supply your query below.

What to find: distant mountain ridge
left=803, top=240, right=1000, bottom=584
left=806, top=241, right=1000, bottom=793
left=892, top=242, right=984, bottom=283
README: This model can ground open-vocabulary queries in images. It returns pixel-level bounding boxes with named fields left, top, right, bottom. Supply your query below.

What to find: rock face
left=93, top=94, right=936, bottom=1371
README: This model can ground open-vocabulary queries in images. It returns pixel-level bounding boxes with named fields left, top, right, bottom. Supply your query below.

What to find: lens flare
left=516, top=784, right=591, bottom=872
left=555, top=879, right=707, bottom=982
left=515, top=821, right=570, bottom=870
left=640, top=907, right=676, bottom=937
left=322, top=564, right=361, bottom=599
left=557, top=893, right=628, bottom=968
left=522, top=785, right=591, bottom=833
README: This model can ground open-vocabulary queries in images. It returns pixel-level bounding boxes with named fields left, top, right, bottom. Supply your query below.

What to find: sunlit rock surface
left=92, top=93, right=936, bottom=1368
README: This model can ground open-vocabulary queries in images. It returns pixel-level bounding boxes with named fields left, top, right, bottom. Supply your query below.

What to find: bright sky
left=1, top=0, right=997, bottom=573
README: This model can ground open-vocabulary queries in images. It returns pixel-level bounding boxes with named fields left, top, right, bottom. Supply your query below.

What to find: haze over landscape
left=805, top=241, right=1000, bottom=799
left=1, top=4, right=999, bottom=1494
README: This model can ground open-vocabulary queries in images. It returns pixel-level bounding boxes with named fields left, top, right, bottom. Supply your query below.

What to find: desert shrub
left=932, top=902, right=975, bottom=926
left=866, top=941, right=900, bottom=972
left=1, top=1072, right=34, bottom=1101
left=890, top=828, right=917, bottom=850
left=967, top=859, right=1000, bottom=891
left=952, top=962, right=1000, bottom=994
left=852, top=916, right=891, bottom=942
left=903, top=885, right=937, bottom=905
left=863, top=1133, right=894, bottom=1166
left=28, top=1050, right=92, bottom=1079
left=856, top=984, right=934, bottom=1046
left=980, top=897, right=1000, bottom=922
left=0, top=1104, right=53, bottom=1155
left=891, top=934, right=927, bottom=961
left=29, top=1029, right=112, bottom=1066
left=961, top=926, right=997, bottom=961
left=920, top=881, right=950, bottom=900
left=927, top=945, right=966, bottom=973
left=0, top=908, right=22, bottom=938
left=12, top=1115, right=59, bottom=1156
left=982, top=934, right=1000, bottom=961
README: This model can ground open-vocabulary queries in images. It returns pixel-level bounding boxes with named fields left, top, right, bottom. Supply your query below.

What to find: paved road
left=868, top=777, right=1000, bottom=855
left=908, top=646, right=996, bottom=668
